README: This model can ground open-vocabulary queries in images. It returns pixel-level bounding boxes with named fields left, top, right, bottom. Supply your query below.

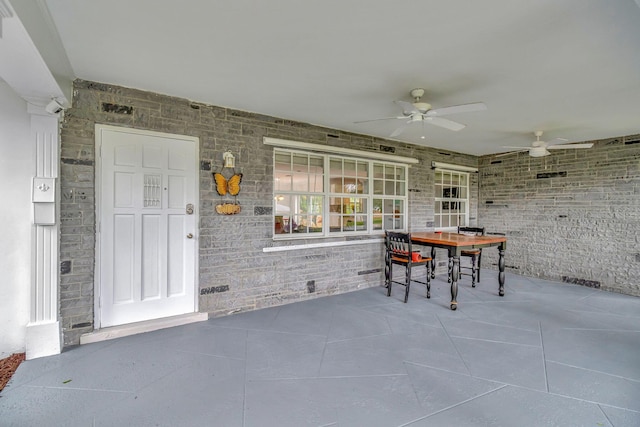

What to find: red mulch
left=0, top=353, right=25, bottom=392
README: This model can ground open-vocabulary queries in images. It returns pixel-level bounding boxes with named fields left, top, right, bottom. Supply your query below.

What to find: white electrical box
left=32, top=177, right=56, bottom=225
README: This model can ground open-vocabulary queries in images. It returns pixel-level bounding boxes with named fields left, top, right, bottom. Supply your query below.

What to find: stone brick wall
left=59, top=79, right=478, bottom=346
left=478, top=135, right=640, bottom=296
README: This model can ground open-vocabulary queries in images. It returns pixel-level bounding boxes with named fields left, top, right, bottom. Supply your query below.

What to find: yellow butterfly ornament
left=213, top=172, right=242, bottom=196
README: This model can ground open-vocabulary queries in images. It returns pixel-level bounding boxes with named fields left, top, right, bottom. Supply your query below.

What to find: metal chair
left=457, top=226, right=485, bottom=287
left=384, top=231, right=432, bottom=303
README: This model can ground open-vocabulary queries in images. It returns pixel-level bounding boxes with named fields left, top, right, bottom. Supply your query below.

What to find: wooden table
left=410, top=232, right=507, bottom=310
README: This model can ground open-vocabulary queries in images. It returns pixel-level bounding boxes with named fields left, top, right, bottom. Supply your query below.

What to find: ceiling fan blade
left=502, top=146, right=531, bottom=150
left=395, top=100, right=419, bottom=115
left=426, top=102, right=487, bottom=117
left=425, top=116, right=465, bottom=131
left=390, top=121, right=411, bottom=137
left=547, top=143, right=594, bottom=150
left=545, top=137, right=569, bottom=146
left=353, top=116, right=403, bottom=124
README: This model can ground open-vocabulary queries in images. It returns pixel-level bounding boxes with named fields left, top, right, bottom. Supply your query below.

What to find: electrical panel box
left=32, top=177, right=56, bottom=225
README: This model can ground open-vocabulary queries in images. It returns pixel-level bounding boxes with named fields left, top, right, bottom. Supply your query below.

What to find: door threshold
left=80, top=312, right=209, bottom=345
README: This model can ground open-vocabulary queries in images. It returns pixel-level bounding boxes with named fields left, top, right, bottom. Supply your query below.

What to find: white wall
left=0, top=81, right=33, bottom=357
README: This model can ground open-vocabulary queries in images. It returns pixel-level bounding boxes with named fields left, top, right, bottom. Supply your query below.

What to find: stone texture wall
left=59, top=79, right=478, bottom=346
left=478, top=135, right=640, bottom=296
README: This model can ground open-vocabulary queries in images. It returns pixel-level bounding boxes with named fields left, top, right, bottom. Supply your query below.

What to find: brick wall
left=59, top=79, right=478, bottom=346
left=478, top=135, right=640, bottom=296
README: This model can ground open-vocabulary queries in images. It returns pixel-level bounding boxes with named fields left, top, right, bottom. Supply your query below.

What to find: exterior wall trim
left=264, top=137, right=420, bottom=164
left=431, top=161, right=478, bottom=173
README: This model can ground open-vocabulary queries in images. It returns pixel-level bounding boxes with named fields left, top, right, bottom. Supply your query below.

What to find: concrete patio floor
left=1, top=271, right=639, bottom=426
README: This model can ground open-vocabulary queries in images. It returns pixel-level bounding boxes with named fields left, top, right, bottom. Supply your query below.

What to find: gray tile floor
left=1, top=271, right=640, bottom=426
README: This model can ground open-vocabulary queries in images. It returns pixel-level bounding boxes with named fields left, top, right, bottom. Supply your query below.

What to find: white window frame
left=272, top=148, right=409, bottom=240
left=434, top=168, right=470, bottom=231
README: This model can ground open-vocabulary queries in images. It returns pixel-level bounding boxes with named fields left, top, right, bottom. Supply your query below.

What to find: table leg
left=498, top=247, right=505, bottom=296
left=450, top=255, right=459, bottom=310
left=430, top=246, right=436, bottom=279
left=384, top=249, right=391, bottom=290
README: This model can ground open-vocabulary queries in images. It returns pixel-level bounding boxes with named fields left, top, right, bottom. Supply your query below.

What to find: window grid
left=274, top=149, right=408, bottom=239
left=274, top=151, right=324, bottom=236
left=434, top=169, right=469, bottom=230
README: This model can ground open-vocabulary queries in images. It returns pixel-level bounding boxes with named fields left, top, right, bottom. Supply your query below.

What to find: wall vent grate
left=537, top=171, right=567, bottom=179
left=379, top=145, right=396, bottom=153
left=306, top=280, right=316, bottom=293
left=200, top=285, right=230, bottom=295
left=358, top=268, right=382, bottom=275
left=562, top=276, right=600, bottom=289
left=101, top=103, right=133, bottom=115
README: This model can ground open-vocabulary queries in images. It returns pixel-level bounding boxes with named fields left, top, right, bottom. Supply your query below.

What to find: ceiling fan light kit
left=413, top=102, right=431, bottom=112
left=529, top=147, right=550, bottom=157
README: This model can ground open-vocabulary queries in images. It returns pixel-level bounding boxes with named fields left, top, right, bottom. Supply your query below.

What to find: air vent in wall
left=536, top=171, right=567, bottom=179
left=379, top=145, right=395, bottom=153
left=102, top=103, right=133, bottom=115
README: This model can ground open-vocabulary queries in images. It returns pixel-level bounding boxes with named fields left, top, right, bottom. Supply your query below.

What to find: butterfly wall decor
left=213, top=172, right=242, bottom=197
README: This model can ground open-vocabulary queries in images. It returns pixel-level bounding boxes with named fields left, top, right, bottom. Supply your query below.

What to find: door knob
left=187, top=233, right=193, bottom=239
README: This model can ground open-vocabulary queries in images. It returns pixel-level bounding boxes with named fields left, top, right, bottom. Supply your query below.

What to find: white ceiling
left=38, top=0, right=640, bottom=155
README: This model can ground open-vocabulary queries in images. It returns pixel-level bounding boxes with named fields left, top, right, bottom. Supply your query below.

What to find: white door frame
left=94, top=124, right=200, bottom=330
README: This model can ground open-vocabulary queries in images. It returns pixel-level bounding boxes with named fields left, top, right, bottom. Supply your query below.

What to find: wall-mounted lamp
left=223, top=150, right=235, bottom=168
left=45, top=99, right=64, bottom=115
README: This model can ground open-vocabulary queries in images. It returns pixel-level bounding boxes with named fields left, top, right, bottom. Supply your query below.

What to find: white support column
left=25, top=105, right=61, bottom=359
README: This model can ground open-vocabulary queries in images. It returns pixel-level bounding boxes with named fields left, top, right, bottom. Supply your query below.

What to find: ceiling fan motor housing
left=410, top=88, right=425, bottom=99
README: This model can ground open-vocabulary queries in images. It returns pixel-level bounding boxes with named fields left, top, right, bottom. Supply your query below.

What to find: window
left=434, top=169, right=469, bottom=230
left=372, top=163, right=406, bottom=233
left=273, top=149, right=408, bottom=238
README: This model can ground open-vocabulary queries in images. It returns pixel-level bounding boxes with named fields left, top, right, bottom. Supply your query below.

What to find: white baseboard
left=80, top=312, right=209, bottom=345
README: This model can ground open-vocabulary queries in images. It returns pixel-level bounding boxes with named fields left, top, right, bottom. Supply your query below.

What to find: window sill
left=263, top=237, right=385, bottom=252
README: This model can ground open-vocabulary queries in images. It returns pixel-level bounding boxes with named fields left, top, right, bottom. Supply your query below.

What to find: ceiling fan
left=354, top=88, right=487, bottom=139
left=500, top=131, right=594, bottom=157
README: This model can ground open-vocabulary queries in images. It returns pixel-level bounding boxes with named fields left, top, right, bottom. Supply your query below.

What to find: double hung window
left=434, top=169, right=469, bottom=230
left=273, top=149, right=408, bottom=239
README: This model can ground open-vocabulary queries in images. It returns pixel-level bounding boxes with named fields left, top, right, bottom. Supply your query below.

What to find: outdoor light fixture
left=45, top=99, right=64, bottom=115
left=223, top=150, right=235, bottom=168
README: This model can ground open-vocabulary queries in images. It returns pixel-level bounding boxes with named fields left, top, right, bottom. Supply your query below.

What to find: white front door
left=96, top=125, right=198, bottom=328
